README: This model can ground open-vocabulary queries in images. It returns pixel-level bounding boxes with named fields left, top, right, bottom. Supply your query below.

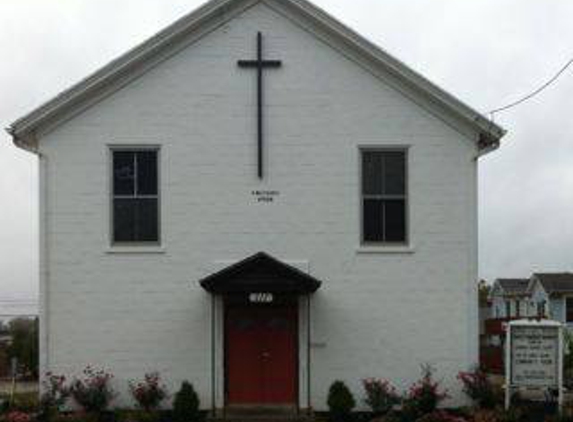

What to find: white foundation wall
left=38, top=2, right=479, bottom=410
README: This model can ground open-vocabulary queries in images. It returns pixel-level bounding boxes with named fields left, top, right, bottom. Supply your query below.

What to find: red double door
left=225, top=306, right=297, bottom=406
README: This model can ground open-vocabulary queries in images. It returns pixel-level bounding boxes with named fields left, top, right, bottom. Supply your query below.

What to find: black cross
left=238, top=32, right=282, bottom=179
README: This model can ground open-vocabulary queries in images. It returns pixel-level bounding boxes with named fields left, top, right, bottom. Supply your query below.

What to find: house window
left=515, top=300, right=520, bottom=317
left=361, top=149, right=407, bottom=243
left=505, top=301, right=511, bottom=318
left=111, top=149, right=159, bottom=243
left=566, top=298, right=573, bottom=323
left=537, top=300, right=546, bottom=318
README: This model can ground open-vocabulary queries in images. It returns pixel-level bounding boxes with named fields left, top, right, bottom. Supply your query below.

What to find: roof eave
left=7, top=0, right=507, bottom=151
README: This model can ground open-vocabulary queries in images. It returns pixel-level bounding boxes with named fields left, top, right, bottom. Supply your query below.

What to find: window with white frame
left=361, top=149, right=407, bottom=243
left=111, top=148, right=159, bottom=243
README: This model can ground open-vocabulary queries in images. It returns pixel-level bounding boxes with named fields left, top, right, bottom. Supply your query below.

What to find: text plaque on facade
left=510, top=325, right=559, bottom=387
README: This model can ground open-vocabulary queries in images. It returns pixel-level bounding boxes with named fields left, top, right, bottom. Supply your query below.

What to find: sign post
left=505, top=320, right=564, bottom=411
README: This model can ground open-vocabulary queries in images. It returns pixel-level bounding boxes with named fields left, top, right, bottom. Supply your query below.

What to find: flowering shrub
left=362, top=378, right=400, bottom=416
left=70, top=366, right=115, bottom=413
left=402, top=365, right=448, bottom=421
left=457, top=368, right=497, bottom=409
left=40, top=372, right=70, bottom=413
left=129, top=372, right=168, bottom=411
left=3, top=411, right=31, bottom=422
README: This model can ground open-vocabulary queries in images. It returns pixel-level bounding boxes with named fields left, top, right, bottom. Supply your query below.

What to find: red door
left=226, top=306, right=297, bottom=405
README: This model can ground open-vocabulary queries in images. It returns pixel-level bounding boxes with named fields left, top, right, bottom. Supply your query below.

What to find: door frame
left=223, top=298, right=300, bottom=410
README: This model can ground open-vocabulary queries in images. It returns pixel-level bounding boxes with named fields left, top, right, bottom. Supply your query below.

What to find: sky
left=0, top=0, right=572, bottom=313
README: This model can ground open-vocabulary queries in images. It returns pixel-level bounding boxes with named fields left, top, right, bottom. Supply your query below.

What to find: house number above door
left=249, top=292, right=274, bottom=303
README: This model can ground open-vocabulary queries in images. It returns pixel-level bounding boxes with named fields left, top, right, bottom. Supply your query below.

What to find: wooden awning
left=199, top=252, right=322, bottom=294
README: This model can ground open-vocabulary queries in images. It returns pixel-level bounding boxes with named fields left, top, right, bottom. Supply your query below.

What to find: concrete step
left=208, top=408, right=314, bottom=422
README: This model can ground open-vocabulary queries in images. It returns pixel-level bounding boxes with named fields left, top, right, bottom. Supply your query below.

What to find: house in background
left=490, top=278, right=531, bottom=319
left=489, top=273, right=573, bottom=324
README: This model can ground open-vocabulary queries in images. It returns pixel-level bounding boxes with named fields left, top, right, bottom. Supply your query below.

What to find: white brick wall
left=38, top=2, right=480, bottom=409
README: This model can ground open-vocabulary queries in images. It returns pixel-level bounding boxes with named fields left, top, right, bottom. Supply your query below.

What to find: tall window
left=112, top=149, right=159, bottom=243
left=515, top=300, right=520, bottom=317
left=361, top=149, right=407, bottom=243
left=537, top=300, right=547, bottom=318
left=566, top=298, right=573, bottom=323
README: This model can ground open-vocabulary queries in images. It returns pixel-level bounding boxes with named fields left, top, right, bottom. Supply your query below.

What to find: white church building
left=8, top=0, right=505, bottom=412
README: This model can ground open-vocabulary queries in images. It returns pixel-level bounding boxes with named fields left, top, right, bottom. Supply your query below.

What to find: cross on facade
left=238, top=32, right=282, bottom=179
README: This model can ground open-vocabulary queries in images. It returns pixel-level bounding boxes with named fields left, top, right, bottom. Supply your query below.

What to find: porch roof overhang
left=199, top=252, right=322, bottom=294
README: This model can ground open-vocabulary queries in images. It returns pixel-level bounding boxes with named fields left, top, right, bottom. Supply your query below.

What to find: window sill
left=106, top=245, right=166, bottom=254
left=356, top=245, right=415, bottom=254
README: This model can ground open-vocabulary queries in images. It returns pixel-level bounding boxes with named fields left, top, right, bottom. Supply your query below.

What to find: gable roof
left=199, top=251, right=322, bottom=294
left=532, top=273, right=573, bottom=295
left=494, top=278, right=530, bottom=296
left=7, top=0, right=506, bottom=152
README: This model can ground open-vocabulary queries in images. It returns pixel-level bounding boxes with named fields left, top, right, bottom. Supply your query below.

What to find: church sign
left=505, top=320, right=564, bottom=410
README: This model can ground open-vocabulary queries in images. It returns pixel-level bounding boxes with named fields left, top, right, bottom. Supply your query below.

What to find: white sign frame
left=505, top=319, right=564, bottom=411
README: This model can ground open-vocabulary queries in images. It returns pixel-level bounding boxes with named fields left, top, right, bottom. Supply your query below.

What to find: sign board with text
left=505, top=320, right=563, bottom=410
left=510, top=325, right=559, bottom=387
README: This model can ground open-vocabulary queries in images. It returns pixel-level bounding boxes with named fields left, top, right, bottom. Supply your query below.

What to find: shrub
left=327, top=381, right=356, bottom=422
left=402, top=365, right=448, bottom=421
left=129, top=373, right=168, bottom=412
left=40, top=372, right=70, bottom=414
left=172, top=382, right=200, bottom=422
left=70, top=366, right=115, bottom=414
left=362, top=378, right=400, bottom=416
left=457, top=368, right=497, bottom=409
left=3, top=411, right=32, bottom=422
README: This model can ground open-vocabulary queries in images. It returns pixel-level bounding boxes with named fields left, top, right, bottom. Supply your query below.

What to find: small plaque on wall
left=252, top=190, right=280, bottom=203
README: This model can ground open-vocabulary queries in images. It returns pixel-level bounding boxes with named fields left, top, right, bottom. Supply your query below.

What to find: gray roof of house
left=534, top=273, right=573, bottom=294
left=496, top=278, right=530, bottom=296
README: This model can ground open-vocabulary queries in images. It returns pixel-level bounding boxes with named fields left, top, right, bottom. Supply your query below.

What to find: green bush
left=326, top=381, right=355, bottom=422
left=172, top=382, right=200, bottom=422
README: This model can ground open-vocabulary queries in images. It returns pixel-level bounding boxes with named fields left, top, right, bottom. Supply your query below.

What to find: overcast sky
left=1, top=0, right=572, bottom=311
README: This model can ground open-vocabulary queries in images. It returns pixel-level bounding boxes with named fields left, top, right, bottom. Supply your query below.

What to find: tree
left=478, top=280, right=491, bottom=307
left=7, top=317, right=39, bottom=378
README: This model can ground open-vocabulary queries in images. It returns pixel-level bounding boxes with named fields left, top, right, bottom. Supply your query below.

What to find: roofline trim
left=8, top=0, right=506, bottom=149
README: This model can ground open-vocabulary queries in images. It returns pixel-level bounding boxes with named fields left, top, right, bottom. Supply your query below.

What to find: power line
left=488, top=57, right=573, bottom=117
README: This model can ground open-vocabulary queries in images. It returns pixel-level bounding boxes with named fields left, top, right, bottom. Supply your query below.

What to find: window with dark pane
left=112, top=149, right=159, bottom=243
left=567, top=298, right=573, bottom=322
left=361, top=150, right=406, bottom=243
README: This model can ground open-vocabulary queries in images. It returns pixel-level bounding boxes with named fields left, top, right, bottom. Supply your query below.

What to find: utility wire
left=488, top=57, right=573, bottom=117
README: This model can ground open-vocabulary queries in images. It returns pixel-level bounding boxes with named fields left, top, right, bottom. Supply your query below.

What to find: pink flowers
left=40, top=371, right=70, bottom=411
left=4, top=411, right=31, bottom=422
left=457, top=368, right=497, bottom=409
left=362, top=378, right=400, bottom=415
left=129, top=372, right=168, bottom=411
left=70, top=366, right=116, bottom=413
left=402, top=365, right=449, bottom=420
